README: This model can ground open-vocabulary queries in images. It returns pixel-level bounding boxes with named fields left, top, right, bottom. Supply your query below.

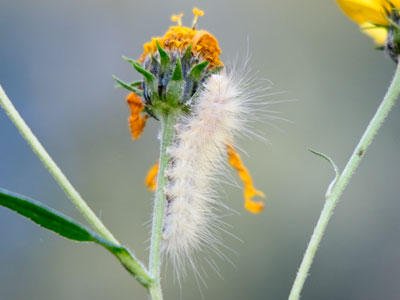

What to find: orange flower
left=139, top=8, right=223, bottom=69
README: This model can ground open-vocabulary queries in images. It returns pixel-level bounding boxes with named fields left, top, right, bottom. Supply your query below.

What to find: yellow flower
left=336, top=0, right=400, bottom=45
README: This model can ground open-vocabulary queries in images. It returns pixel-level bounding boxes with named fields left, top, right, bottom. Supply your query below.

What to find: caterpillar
left=162, top=70, right=256, bottom=275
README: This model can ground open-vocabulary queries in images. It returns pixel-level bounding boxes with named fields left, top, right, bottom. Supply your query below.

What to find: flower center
left=139, top=8, right=223, bottom=68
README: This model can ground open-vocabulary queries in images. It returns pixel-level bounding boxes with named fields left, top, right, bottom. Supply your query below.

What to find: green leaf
left=113, top=75, right=143, bottom=97
left=0, top=188, right=96, bottom=242
left=122, top=56, right=156, bottom=83
left=308, top=149, right=340, bottom=197
left=0, top=188, right=153, bottom=288
left=189, top=61, right=210, bottom=81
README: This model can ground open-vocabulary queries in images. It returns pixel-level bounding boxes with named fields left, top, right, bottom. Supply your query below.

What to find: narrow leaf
left=0, top=188, right=96, bottom=242
left=113, top=75, right=143, bottom=97
left=308, top=149, right=340, bottom=197
left=114, top=81, right=141, bottom=89
left=0, top=189, right=153, bottom=287
left=122, top=56, right=156, bottom=83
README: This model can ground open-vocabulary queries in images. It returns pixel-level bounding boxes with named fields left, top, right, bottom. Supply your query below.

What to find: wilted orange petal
left=145, top=162, right=159, bottom=191
left=126, top=93, right=149, bottom=140
left=227, top=144, right=265, bottom=214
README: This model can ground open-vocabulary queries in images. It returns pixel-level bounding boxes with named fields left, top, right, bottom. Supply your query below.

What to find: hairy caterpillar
left=162, top=70, right=256, bottom=276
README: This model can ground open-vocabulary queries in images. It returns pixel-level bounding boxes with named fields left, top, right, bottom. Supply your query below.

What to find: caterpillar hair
left=162, top=69, right=256, bottom=278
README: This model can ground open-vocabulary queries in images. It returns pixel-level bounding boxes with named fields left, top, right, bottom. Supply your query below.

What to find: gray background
left=1, top=0, right=400, bottom=299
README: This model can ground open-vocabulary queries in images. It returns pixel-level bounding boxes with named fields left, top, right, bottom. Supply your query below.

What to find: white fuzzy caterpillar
left=162, top=71, right=252, bottom=276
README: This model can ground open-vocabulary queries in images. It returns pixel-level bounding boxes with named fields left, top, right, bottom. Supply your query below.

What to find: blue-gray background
left=1, top=0, right=400, bottom=299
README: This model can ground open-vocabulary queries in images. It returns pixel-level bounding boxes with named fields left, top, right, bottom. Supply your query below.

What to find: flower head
left=114, top=8, right=224, bottom=122
left=140, top=9, right=222, bottom=69
left=337, top=0, right=400, bottom=60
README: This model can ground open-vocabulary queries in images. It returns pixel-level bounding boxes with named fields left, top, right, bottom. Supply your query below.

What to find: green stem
left=0, top=85, right=153, bottom=288
left=148, top=111, right=178, bottom=300
left=0, top=85, right=118, bottom=244
left=288, top=61, right=400, bottom=300
left=102, top=244, right=153, bottom=289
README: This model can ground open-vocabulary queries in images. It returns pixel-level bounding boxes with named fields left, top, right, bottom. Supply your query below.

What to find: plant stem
left=0, top=85, right=119, bottom=244
left=148, top=111, right=178, bottom=300
left=0, top=85, right=154, bottom=288
left=288, top=61, right=400, bottom=300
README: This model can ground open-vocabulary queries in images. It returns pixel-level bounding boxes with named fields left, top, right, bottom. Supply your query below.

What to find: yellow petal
left=336, top=0, right=388, bottom=25
left=361, top=22, right=388, bottom=45
left=145, top=162, right=159, bottom=191
left=227, top=144, right=265, bottom=214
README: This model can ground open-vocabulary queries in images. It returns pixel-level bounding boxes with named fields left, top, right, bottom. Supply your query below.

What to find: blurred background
left=1, top=0, right=400, bottom=299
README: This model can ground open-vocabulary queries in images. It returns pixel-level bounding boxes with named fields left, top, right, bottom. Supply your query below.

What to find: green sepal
left=0, top=188, right=98, bottom=242
left=189, top=60, right=210, bottom=81
left=166, top=57, right=184, bottom=103
left=171, top=57, right=183, bottom=81
left=156, top=40, right=170, bottom=75
left=181, top=44, right=193, bottom=72
left=114, top=80, right=141, bottom=89
left=166, top=81, right=184, bottom=105
left=148, top=55, right=160, bottom=77
left=113, top=75, right=144, bottom=97
left=122, top=56, right=156, bottom=83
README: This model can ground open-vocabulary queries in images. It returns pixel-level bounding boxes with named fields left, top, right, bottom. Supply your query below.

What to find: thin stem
left=0, top=85, right=119, bottom=244
left=148, top=111, right=179, bottom=300
left=288, top=61, right=400, bottom=300
left=0, top=85, right=153, bottom=288
left=105, top=245, right=153, bottom=289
